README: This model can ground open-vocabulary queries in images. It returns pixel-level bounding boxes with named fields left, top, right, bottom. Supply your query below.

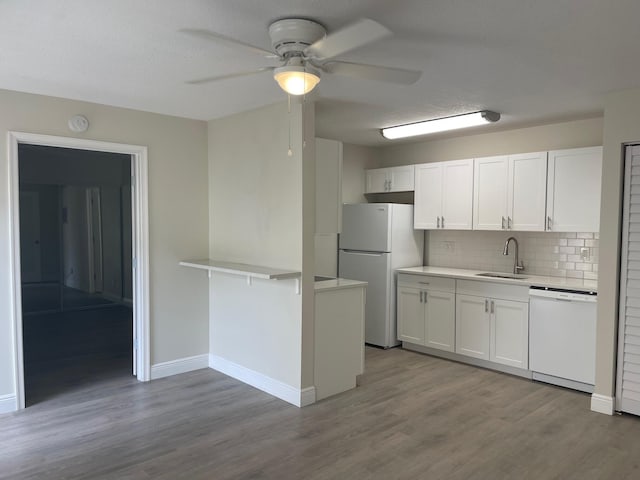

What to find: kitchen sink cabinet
left=365, top=165, right=414, bottom=193
left=473, top=151, right=547, bottom=231
left=397, top=274, right=455, bottom=351
left=546, top=146, right=602, bottom=232
left=455, top=294, right=490, bottom=360
left=455, top=281, right=529, bottom=369
left=414, top=159, right=473, bottom=230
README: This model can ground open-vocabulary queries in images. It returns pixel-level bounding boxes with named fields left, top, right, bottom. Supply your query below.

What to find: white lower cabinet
left=455, top=280, right=529, bottom=370
left=455, top=294, right=490, bottom=360
left=397, top=274, right=455, bottom=352
left=399, top=275, right=530, bottom=373
left=490, top=298, right=529, bottom=369
left=397, top=286, right=424, bottom=344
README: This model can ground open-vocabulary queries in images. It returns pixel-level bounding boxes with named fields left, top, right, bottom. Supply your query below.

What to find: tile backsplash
left=427, top=230, right=598, bottom=281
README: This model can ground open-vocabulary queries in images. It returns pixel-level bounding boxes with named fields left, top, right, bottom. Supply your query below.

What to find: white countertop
left=314, top=278, right=368, bottom=292
left=179, top=259, right=301, bottom=280
left=397, top=266, right=598, bottom=293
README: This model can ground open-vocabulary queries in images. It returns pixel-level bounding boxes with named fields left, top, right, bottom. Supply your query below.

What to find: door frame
left=8, top=131, right=151, bottom=409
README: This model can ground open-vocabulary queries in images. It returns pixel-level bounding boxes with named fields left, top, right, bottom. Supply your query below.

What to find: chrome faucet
left=503, top=237, right=525, bottom=275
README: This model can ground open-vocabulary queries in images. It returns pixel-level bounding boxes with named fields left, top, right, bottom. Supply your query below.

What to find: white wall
left=0, top=89, right=209, bottom=399
left=342, top=144, right=379, bottom=204
left=208, top=100, right=314, bottom=394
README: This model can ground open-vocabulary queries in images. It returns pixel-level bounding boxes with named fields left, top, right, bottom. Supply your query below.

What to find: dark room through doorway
left=18, top=144, right=134, bottom=407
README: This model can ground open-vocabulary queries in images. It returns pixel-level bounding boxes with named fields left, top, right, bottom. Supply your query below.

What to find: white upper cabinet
left=415, top=159, right=473, bottom=230
left=474, top=152, right=547, bottom=231
left=414, top=163, right=442, bottom=229
left=315, top=138, right=343, bottom=234
left=473, top=156, right=509, bottom=230
left=546, top=146, right=603, bottom=232
left=365, top=166, right=414, bottom=193
left=365, top=168, right=389, bottom=194
left=509, top=152, right=548, bottom=231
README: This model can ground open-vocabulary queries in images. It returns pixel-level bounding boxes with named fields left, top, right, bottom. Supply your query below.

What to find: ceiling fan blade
left=304, top=18, right=392, bottom=60
left=186, top=67, right=274, bottom=85
left=180, top=28, right=278, bottom=58
left=322, top=61, right=421, bottom=85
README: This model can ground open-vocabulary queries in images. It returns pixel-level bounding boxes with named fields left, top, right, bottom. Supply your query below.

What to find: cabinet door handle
left=441, top=217, right=445, bottom=228
left=491, top=300, right=495, bottom=314
left=418, top=281, right=430, bottom=285
left=485, top=299, right=488, bottom=313
left=547, top=216, right=552, bottom=230
left=419, top=291, right=423, bottom=303
left=501, top=216, right=506, bottom=229
left=423, top=291, right=427, bottom=303
left=437, top=216, right=441, bottom=228
left=508, top=217, right=512, bottom=229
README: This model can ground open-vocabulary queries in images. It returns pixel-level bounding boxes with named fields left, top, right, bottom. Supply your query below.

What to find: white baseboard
left=0, top=394, right=17, bottom=414
left=209, top=354, right=316, bottom=408
left=591, top=393, right=615, bottom=415
left=150, top=354, right=209, bottom=380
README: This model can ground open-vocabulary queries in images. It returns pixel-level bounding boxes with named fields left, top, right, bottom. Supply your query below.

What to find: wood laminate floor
left=1, top=347, right=640, bottom=480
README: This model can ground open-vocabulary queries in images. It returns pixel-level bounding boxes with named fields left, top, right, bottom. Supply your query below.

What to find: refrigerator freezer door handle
left=340, top=250, right=386, bottom=256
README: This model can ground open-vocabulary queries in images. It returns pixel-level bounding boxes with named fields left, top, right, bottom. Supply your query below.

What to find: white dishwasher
left=529, top=286, right=597, bottom=393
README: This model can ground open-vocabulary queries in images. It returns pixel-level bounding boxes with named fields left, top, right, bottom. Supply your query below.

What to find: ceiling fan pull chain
left=287, top=94, right=293, bottom=157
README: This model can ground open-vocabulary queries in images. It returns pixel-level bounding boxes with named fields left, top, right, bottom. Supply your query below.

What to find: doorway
left=8, top=132, right=150, bottom=410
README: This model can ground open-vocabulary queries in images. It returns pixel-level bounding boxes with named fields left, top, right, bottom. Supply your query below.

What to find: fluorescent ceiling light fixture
left=381, top=111, right=501, bottom=140
left=274, top=59, right=321, bottom=95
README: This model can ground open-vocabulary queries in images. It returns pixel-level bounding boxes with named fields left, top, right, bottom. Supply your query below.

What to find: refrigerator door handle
left=340, top=250, right=386, bottom=256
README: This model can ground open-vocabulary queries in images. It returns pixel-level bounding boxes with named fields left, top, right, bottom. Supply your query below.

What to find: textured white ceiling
left=1, top=0, right=639, bottom=145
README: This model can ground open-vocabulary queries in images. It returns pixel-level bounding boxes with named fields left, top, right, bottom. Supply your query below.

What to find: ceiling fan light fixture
left=274, top=65, right=320, bottom=95
left=381, top=111, right=501, bottom=140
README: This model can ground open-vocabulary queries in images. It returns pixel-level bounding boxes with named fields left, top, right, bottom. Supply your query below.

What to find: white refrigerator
left=339, top=203, right=423, bottom=348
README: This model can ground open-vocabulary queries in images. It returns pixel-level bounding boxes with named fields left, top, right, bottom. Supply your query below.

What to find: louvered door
left=617, top=144, right=640, bottom=415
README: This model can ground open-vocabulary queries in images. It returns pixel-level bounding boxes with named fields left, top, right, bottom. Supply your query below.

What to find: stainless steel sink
left=476, top=272, right=529, bottom=280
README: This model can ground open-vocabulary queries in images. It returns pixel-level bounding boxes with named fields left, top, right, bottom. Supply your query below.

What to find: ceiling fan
left=181, top=18, right=422, bottom=95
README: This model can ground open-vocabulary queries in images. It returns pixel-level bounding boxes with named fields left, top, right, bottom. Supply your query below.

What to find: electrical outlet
left=580, top=247, right=590, bottom=260
left=441, top=241, right=456, bottom=252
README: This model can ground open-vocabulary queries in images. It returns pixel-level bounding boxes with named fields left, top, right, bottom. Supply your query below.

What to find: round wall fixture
left=68, top=114, right=90, bottom=133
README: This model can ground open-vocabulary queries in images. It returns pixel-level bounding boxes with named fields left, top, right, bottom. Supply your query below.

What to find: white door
left=389, top=166, right=415, bottom=192
left=19, top=191, right=42, bottom=283
left=490, top=298, right=529, bottom=369
left=547, top=146, right=602, bottom=232
left=425, top=290, right=455, bottom=352
left=338, top=250, right=392, bottom=347
left=442, top=159, right=474, bottom=230
left=414, top=163, right=442, bottom=229
left=509, top=152, right=547, bottom=231
left=617, top=144, right=640, bottom=415
left=474, top=156, right=509, bottom=230
left=365, top=168, right=389, bottom=193
left=397, top=286, right=424, bottom=344
left=455, top=294, right=490, bottom=360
